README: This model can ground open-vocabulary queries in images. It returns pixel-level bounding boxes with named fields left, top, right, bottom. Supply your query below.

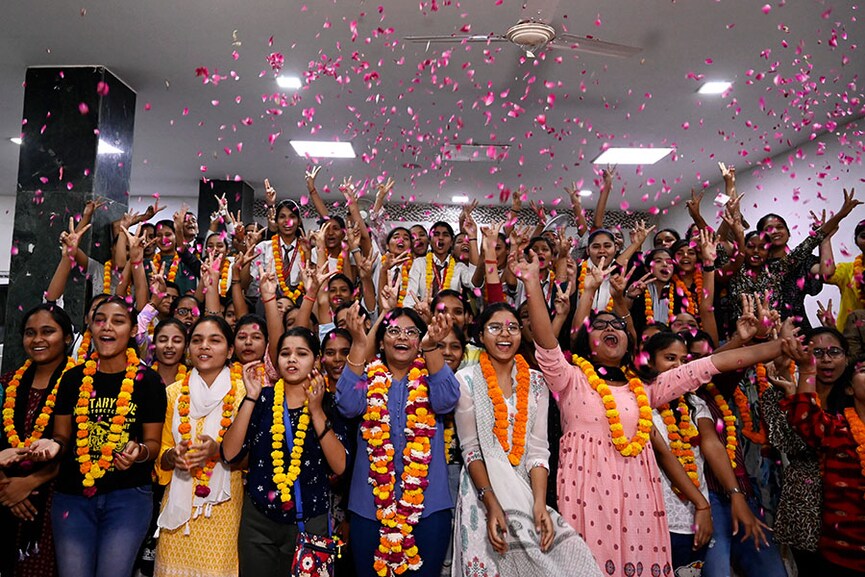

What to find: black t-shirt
left=54, top=363, right=167, bottom=495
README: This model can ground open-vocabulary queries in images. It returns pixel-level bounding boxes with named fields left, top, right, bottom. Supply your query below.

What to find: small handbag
left=286, top=404, right=343, bottom=577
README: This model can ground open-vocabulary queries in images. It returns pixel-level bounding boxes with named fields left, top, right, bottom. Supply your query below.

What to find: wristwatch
left=726, top=486, right=744, bottom=498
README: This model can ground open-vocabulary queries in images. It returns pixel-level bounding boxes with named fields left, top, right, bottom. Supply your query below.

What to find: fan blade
left=553, top=34, right=642, bottom=58
left=404, top=34, right=509, bottom=44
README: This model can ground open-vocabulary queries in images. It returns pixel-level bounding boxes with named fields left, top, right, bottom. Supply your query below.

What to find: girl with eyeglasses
left=451, top=302, right=601, bottom=576
left=336, top=292, right=459, bottom=577
left=516, top=250, right=797, bottom=576
left=760, top=327, right=852, bottom=575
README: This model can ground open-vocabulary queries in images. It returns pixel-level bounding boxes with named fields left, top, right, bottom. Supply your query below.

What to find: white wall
left=658, top=119, right=864, bottom=327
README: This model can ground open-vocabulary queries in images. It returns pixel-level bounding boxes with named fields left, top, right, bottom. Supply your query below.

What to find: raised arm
left=592, top=165, right=615, bottom=230
left=305, top=166, right=330, bottom=219
left=565, top=183, right=590, bottom=237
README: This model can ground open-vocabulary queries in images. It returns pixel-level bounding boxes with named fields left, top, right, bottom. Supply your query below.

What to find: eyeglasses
left=385, top=326, right=421, bottom=340
left=811, top=346, right=845, bottom=359
left=591, top=318, right=627, bottom=331
left=485, top=322, right=521, bottom=336
left=175, top=307, right=194, bottom=317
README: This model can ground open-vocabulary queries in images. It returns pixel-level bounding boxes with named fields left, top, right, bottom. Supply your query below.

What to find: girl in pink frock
left=515, top=252, right=795, bottom=576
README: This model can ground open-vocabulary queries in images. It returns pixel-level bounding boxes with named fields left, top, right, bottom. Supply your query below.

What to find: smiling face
left=277, top=206, right=300, bottom=240
left=381, top=314, right=422, bottom=367
left=437, top=330, right=465, bottom=372
left=588, top=233, right=615, bottom=267
left=649, top=340, right=689, bottom=374
left=154, top=323, right=187, bottom=367
left=155, top=223, right=176, bottom=254
left=91, top=302, right=135, bottom=361
left=184, top=213, right=199, bottom=238
left=674, top=244, right=697, bottom=273
left=670, top=313, right=699, bottom=335
left=323, top=220, right=345, bottom=250
left=430, top=225, right=453, bottom=258
left=454, top=233, right=471, bottom=263
left=23, top=310, right=69, bottom=366
left=587, top=312, right=629, bottom=366
left=761, top=216, right=789, bottom=249
left=809, top=332, right=848, bottom=386
left=387, top=228, right=411, bottom=256
left=744, top=234, right=770, bottom=269
left=234, top=322, right=266, bottom=364
left=410, top=225, right=429, bottom=257
left=328, top=278, right=353, bottom=310
left=205, top=233, right=227, bottom=256
left=188, top=320, right=232, bottom=374
left=654, top=230, right=678, bottom=249
left=481, top=310, right=522, bottom=364
left=530, top=239, right=553, bottom=272
left=435, top=294, right=469, bottom=330
left=650, top=251, right=674, bottom=283
left=158, top=286, right=180, bottom=317
left=277, top=336, right=316, bottom=385
left=322, top=334, right=351, bottom=382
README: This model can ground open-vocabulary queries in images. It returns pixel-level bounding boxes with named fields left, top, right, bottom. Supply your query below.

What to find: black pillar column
left=197, top=179, right=255, bottom=236
left=3, top=66, right=136, bottom=370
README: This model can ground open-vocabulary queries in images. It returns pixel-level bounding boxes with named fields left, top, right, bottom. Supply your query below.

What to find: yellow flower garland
left=103, top=260, right=113, bottom=294
left=705, top=382, right=738, bottom=469
left=644, top=286, right=655, bottom=325
left=2, top=357, right=77, bottom=448
left=218, top=258, right=231, bottom=298
left=382, top=255, right=413, bottom=306
left=272, top=235, right=305, bottom=302
left=271, top=378, right=310, bottom=509
left=76, top=349, right=140, bottom=494
left=425, top=253, right=455, bottom=296
left=659, top=397, right=700, bottom=488
left=578, top=261, right=614, bottom=311
left=153, top=252, right=180, bottom=283
left=153, top=362, right=188, bottom=385
left=572, top=355, right=652, bottom=458
left=854, top=255, right=865, bottom=307
left=77, top=330, right=92, bottom=361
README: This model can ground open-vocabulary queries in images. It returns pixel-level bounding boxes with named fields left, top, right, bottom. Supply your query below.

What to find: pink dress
left=535, top=344, right=718, bottom=577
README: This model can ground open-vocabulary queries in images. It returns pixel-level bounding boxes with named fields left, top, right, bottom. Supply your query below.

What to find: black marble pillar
left=3, top=66, right=135, bottom=371
left=197, top=179, right=255, bottom=230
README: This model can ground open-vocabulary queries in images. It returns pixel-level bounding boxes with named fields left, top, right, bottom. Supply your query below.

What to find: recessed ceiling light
left=276, top=75, right=302, bottom=90
left=452, top=195, right=470, bottom=203
left=579, top=189, right=593, bottom=197
left=290, top=140, right=356, bottom=159
left=9, top=137, right=22, bottom=145
left=697, top=81, right=733, bottom=95
left=97, top=140, right=124, bottom=155
left=593, top=148, right=673, bottom=165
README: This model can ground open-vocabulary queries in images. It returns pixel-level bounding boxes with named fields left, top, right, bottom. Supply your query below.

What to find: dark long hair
left=572, top=310, right=634, bottom=368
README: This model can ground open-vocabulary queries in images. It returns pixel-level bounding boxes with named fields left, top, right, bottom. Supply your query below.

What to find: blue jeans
left=351, top=510, right=453, bottom=577
left=702, top=491, right=787, bottom=577
left=52, top=486, right=153, bottom=577
left=670, top=532, right=708, bottom=575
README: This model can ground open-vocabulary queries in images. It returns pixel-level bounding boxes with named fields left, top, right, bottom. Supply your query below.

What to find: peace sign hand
left=816, top=299, right=836, bottom=328
left=305, top=166, right=322, bottom=193
left=264, top=178, right=277, bottom=207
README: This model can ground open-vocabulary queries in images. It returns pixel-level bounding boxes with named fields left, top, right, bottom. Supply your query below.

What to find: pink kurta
left=535, top=344, right=718, bottom=577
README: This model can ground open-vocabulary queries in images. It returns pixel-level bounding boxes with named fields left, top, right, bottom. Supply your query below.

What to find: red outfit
left=783, top=393, right=865, bottom=572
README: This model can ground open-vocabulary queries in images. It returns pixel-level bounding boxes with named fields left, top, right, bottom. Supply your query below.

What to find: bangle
left=135, top=443, right=151, bottom=463
left=303, top=294, right=316, bottom=303
left=52, top=438, right=65, bottom=453
left=231, top=279, right=241, bottom=285
left=204, top=309, right=222, bottom=316
left=726, top=487, right=744, bottom=497
left=467, top=237, right=477, bottom=241
left=131, top=259, right=143, bottom=267
left=242, top=395, right=258, bottom=405
left=350, top=247, right=362, bottom=255
left=695, top=505, right=711, bottom=511
left=620, top=313, right=632, bottom=321
left=421, top=345, right=439, bottom=353
left=484, top=259, right=498, bottom=264
left=477, top=486, right=494, bottom=501
left=702, top=264, right=716, bottom=272
left=346, top=355, right=365, bottom=368
left=261, top=295, right=276, bottom=304
left=317, top=419, right=333, bottom=441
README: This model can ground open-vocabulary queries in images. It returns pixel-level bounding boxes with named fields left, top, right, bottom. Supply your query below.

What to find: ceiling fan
left=405, top=19, right=642, bottom=59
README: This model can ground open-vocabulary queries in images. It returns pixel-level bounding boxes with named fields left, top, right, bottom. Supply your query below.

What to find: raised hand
left=345, top=220, right=362, bottom=252
left=555, top=227, right=572, bottom=258
left=305, top=166, right=322, bottom=193
left=382, top=251, right=411, bottom=272
left=356, top=250, right=376, bottom=280
left=631, top=219, right=656, bottom=248
left=344, top=301, right=368, bottom=342
left=529, top=200, right=546, bottom=225
left=264, top=178, right=277, bottom=207
left=412, top=293, right=433, bottom=325
left=257, top=264, right=278, bottom=301
left=241, top=361, right=265, bottom=400
left=81, top=198, right=106, bottom=224
left=149, top=263, right=168, bottom=305
left=379, top=271, right=401, bottom=313
left=602, top=164, right=617, bottom=185
left=809, top=209, right=827, bottom=232
left=718, top=161, right=735, bottom=184
left=838, top=188, right=862, bottom=220
left=699, top=228, right=718, bottom=265
left=552, top=283, right=571, bottom=318
left=376, top=177, right=395, bottom=203
left=583, top=256, right=616, bottom=293
left=736, top=294, right=760, bottom=342
left=142, top=199, right=166, bottom=221
left=509, top=249, right=540, bottom=282
left=816, top=299, right=836, bottom=328
left=60, top=217, right=91, bottom=259
left=423, top=311, right=454, bottom=348
left=266, top=205, right=277, bottom=231
left=565, top=182, right=582, bottom=207
left=305, top=369, right=327, bottom=416
left=686, top=189, right=704, bottom=222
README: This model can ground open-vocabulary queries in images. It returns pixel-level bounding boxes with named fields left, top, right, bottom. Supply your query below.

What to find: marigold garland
left=659, top=397, right=700, bottom=488
left=854, top=255, right=865, bottom=308
left=705, top=382, right=738, bottom=469
left=103, top=261, right=113, bottom=294
left=844, top=407, right=865, bottom=487
left=383, top=255, right=413, bottom=306
left=361, top=357, right=433, bottom=576
left=644, top=286, right=655, bottom=325
left=479, top=352, right=531, bottom=466
left=272, top=236, right=305, bottom=302
left=425, top=253, right=455, bottom=296
left=76, top=349, right=141, bottom=495
left=2, top=357, right=77, bottom=448
left=153, top=252, right=180, bottom=283
left=443, top=415, right=456, bottom=464
left=77, top=330, right=92, bottom=361
left=578, top=261, right=614, bottom=311
left=271, top=377, right=310, bottom=509
left=572, top=355, right=653, bottom=458
left=218, top=257, right=231, bottom=298
left=735, top=364, right=771, bottom=446
left=176, top=364, right=239, bottom=497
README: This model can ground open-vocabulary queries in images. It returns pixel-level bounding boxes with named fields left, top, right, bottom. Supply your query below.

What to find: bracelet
left=261, top=295, right=276, bottom=304
left=346, top=355, right=365, bottom=368
left=303, top=294, right=317, bottom=303
left=702, top=264, right=716, bottom=272
left=467, top=237, right=477, bottom=241
left=317, top=420, right=333, bottom=441
left=242, top=395, right=258, bottom=405
left=135, top=443, right=151, bottom=463
left=726, top=487, right=744, bottom=497
left=477, top=486, right=494, bottom=501
left=695, top=505, right=711, bottom=511
left=620, top=313, right=632, bottom=320
left=421, top=345, right=439, bottom=353
left=231, top=279, right=241, bottom=285
left=350, top=247, right=362, bottom=255
left=204, top=309, right=222, bottom=316
left=484, top=259, right=498, bottom=264
left=52, top=438, right=66, bottom=452
left=130, top=259, right=143, bottom=267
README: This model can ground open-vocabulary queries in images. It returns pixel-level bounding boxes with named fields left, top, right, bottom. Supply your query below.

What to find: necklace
left=705, top=382, right=738, bottom=469
left=572, top=355, right=652, bottom=457
left=272, top=236, right=304, bottom=302
left=76, top=349, right=141, bottom=495
left=578, top=261, right=614, bottom=311
left=425, top=253, right=455, bottom=295
left=177, top=364, right=240, bottom=497
left=844, top=407, right=865, bottom=487
left=271, top=377, right=310, bottom=509
left=103, top=261, right=113, bottom=294
left=479, top=352, right=531, bottom=466
left=2, top=357, right=77, bottom=447
left=734, top=364, right=770, bottom=445
left=77, top=330, right=92, bottom=361
left=362, top=357, right=431, bottom=575
left=658, top=397, right=700, bottom=488
left=154, top=252, right=180, bottom=283
left=218, top=258, right=231, bottom=298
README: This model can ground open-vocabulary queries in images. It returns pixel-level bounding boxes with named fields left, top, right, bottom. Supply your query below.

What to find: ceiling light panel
left=697, top=81, right=733, bottom=94
left=593, top=148, right=673, bottom=165
left=290, top=140, right=356, bottom=159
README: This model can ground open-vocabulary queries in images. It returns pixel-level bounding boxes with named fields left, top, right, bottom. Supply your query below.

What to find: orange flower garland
left=218, top=257, right=231, bottom=298
left=644, top=286, right=655, bottom=325
left=705, top=382, right=738, bottom=469
left=176, top=364, right=240, bottom=497
left=76, top=349, right=140, bottom=495
left=2, top=357, right=77, bottom=448
left=425, top=253, right=455, bottom=295
left=844, top=407, right=865, bottom=485
left=443, top=415, right=456, bottom=464
left=659, top=397, right=700, bottom=488
left=77, top=330, right=92, bottom=361
left=153, top=252, right=180, bottom=283
left=854, top=255, right=865, bottom=307
left=578, top=261, right=614, bottom=311
left=479, top=352, right=531, bottom=466
left=572, top=355, right=653, bottom=458
left=734, top=364, right=771, bottom=446
left=361, top=357, right=432, bottom=576
left=272, top=236, right=305, bottom=302
left=383, top=255, right=413, bottom=306
left=103, top=260, right=113, bottom=294
left=270, top=377, right=310, bottom=509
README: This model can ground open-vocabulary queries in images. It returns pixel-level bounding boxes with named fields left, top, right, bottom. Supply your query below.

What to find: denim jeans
left=52, top=486, right=153, bottom=577
left=702, top=491, right=787, bottom=577
left=670, top=532, right=708, bottom=575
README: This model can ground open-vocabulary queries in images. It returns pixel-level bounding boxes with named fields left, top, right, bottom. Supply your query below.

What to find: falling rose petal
left=200, top=165, right=207, bottom=173
left=96, top=81, right=109, bottom=96
left=182, top=107, right=189, bottom=116
left=300, top=195, right=309, bottom=206
left=619, top=200, right=630, bottom=211
left=761, top=4, right=771, bottom=14
left=78, top=102, right=89, bottom=114
left=704, top=58, right=713, bottom=65
left=211, top=100, right=220, bottom=106
left=594, top=14, right=602, bottom=27
left=144, top=103, right=151, bottom=111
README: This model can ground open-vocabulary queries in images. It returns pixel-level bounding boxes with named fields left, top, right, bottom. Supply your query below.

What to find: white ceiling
left=0, top=0, right=861, bottom=211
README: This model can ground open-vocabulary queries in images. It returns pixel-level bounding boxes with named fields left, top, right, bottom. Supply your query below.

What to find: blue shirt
left=335, top=362, right=460, bottom=521
left=238, top=388, right=349, bottom=524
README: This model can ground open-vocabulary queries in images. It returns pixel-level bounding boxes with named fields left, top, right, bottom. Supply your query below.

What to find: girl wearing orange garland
left=516, top=250, right=795, bottom=576
left=452, top=303, right=601, bottom=576
left=153, top=316, right=245, bottom=577
left=0, top=304, right=75, bottom=577
left=28, top=297, right=166, bottom=577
